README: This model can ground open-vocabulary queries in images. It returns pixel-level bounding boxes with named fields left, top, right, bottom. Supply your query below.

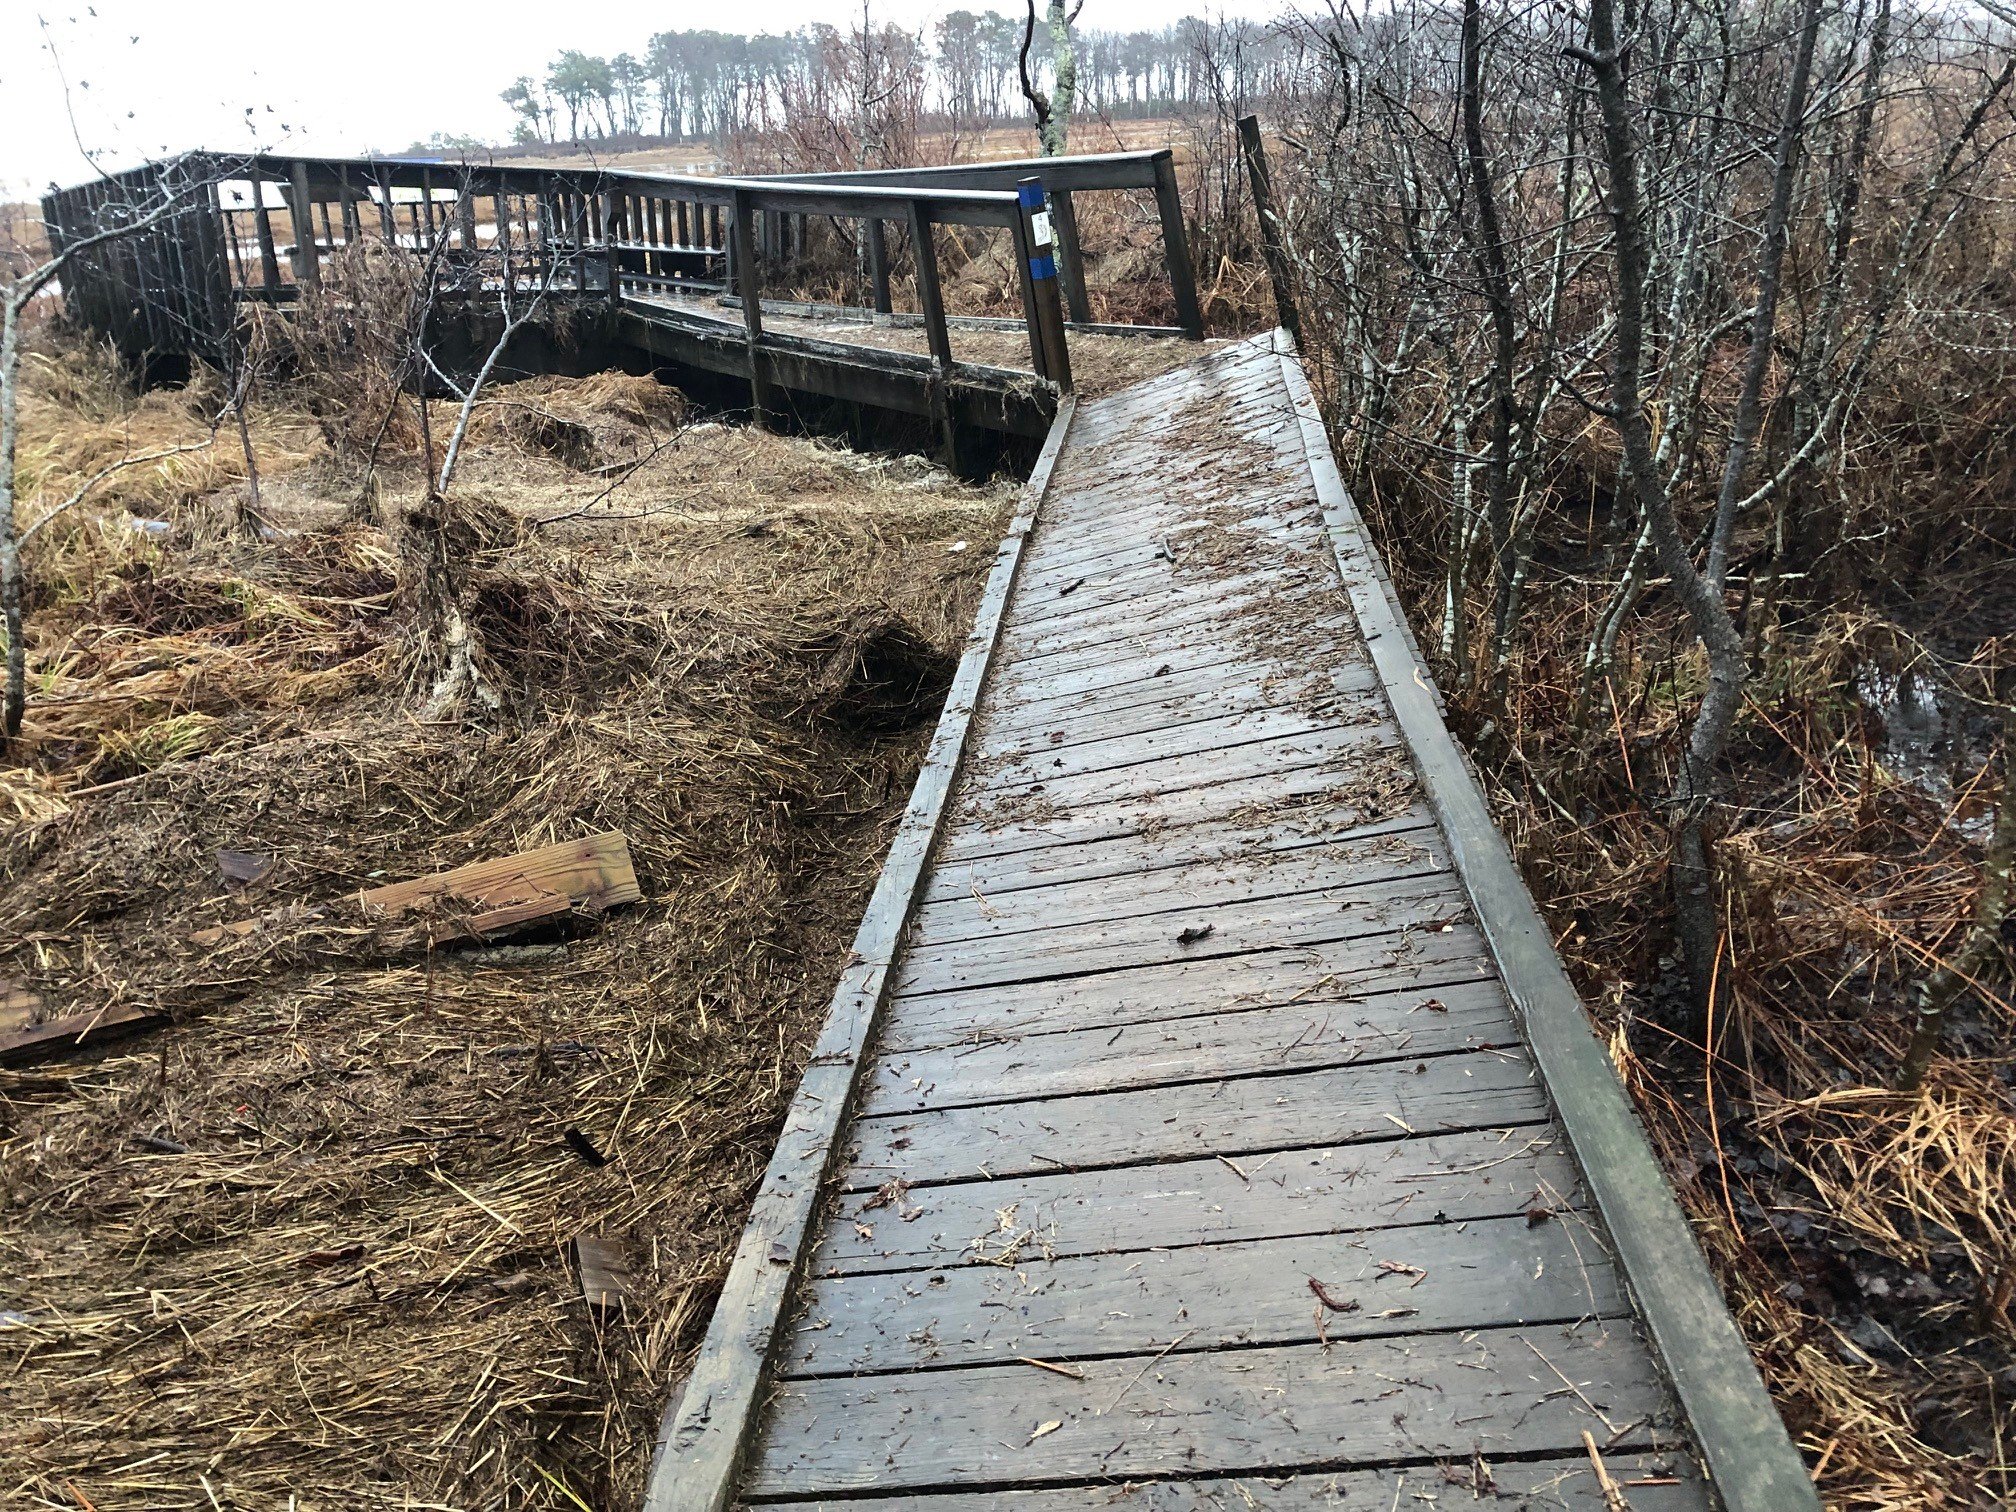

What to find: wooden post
left=571, top=192, right=589, bottom=293
left=730, top=189, right=770, bottom=424
left=420, top=168, right=437, bottom=248
left=602, top=189, right=622, bottom=306
left=1149, top=150, right=1204, bottom=339
left=457, top=181, right=478, bottom=252
left=906, top=199, right=960, bottom=468
left=865, top=216, right=893, bottom=317
left=492, top=191, right=513, bottom=280
left=1016, top=177, right=1072, bottom=391
left=250, top=164, right=282, bottom=290
left=1237, top=115, right=1301, bottom=346
left=537, top=178, right=556, bottom=278
left=1049, top=189, right=1093, bottom=325
left=338, top=167, right=361, bottom=246
left=287, top=160, right=320, bottom=288
left=374, top=165, right=397, bottom=243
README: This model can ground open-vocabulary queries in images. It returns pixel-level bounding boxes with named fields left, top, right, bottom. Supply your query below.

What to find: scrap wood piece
left=573, top=1234, right=631, bottom=1315
left=359, top=830, right=642, bottom=941
left=193, top=832, right=642, bottom=947
left=1, top=982, right=165, bottom=1067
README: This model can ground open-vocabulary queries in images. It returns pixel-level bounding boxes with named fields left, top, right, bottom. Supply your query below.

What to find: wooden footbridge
left=49, top=150, right=1815, bottom=1512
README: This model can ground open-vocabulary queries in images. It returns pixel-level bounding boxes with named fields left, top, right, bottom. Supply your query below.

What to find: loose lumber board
left=359, top=830, right=641, bottom=938
left=0, top=994, right=163, bottom=1066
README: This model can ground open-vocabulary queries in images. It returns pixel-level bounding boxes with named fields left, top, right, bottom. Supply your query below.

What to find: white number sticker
left=1030, top=210, right=1053, bottom=248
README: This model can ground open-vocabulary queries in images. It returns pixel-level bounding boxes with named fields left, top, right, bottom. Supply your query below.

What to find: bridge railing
left=45, top=148, right=1202, bottom=397
left=741, top=149, right=1204, bottom=340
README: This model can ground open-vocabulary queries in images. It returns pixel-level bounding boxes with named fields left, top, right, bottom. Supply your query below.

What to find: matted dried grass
left=1, top=343, right=1013, bottom=1510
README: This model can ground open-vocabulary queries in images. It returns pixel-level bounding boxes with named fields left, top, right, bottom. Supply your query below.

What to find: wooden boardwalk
left=648, top=336, right=1814, bottom=1512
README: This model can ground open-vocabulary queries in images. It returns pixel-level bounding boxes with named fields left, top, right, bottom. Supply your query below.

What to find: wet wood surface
left=726, top=339, right=1712, bottom=1506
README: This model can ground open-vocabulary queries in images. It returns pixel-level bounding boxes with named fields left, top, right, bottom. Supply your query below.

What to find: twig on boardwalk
left=1099, top=1329, right=1193, bottom=1415
left=1582, top=1430, right=1630, bottom=1511
left=1016, top=1355, right=1085, bottom=1380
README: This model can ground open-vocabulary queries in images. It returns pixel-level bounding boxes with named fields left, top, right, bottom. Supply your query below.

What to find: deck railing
left=44, top=148, right=1204, bottom=399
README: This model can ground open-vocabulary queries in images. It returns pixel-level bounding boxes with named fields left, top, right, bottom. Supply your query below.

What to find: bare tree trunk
left=1703, top=0, right=1824, bottom=592
left=1458, top=0, right=1521, bottom=711
left=1575, top=0, right=1753, bottom=1024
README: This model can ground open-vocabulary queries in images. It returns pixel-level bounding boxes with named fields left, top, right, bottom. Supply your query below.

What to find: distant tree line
left=496, top=14, right=1299, bottom=147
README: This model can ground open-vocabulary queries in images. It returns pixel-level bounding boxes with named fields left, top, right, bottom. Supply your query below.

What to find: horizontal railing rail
left=45, top=146, right=1206, bottom=435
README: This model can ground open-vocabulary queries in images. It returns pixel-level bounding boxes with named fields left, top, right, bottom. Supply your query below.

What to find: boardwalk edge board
left=1270, top=329, right=1818, bottom=1512
left=641, top=397, right=1080, bottom=1512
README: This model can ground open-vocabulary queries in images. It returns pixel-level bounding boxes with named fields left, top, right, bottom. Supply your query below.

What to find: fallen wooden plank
left=0, top=1001, right=166, bottom=1066
left=574, top=1234, right=631, bottom=1315
left=194, top=831, right=642, bottom=946
left=360, top=830, right=641, bottom=937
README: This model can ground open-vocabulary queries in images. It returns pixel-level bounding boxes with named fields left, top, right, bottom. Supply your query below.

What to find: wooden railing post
left=1017, top=177, right=1072, bottom=392
left=337, top=166, right=361, bottom=247
left=865, top=217, right=893, bottom=318
left=1049, top=189, right=1093, bottom=325
left=374, top=165, right=397, bottom=244
left=730, top=188, right=771, bottom=425
left=906, top=198, right=961, bottom=468
left=287, top=160, right=320, bottom=288
left=250, top=164, right=282, bottom=290
left=1149, top=150, right=1203, bottom=339
left=1236, top=116, right=1301, bottom=346
left=602, top=187, right=622, bottom=307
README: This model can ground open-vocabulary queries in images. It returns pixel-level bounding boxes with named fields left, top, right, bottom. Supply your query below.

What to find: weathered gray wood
left=894, top=871, right=1470, bottom=997
left=743, top=1322, right=1682, bottom=1496
left=976, top=658, right=1373, bottom=745
left=786, top=1212, right=1623, bottom=1375
left=846, top=1051, right=1545, bottom=1186
left=860, top=976, right=1513, bottom=1116
left=912, top=825, right=1444, bottom=946
left=1276, top=336, right=1815, bottom=1511
left=941, top=741, right=1421, bottom=868
left=882, top=919, right=1498, bottom=1053
left=962, top=702, right=1380, bottom=796
left=738, top=1454, right=1711, bottom=1510
left=954, top=724, right=1399, bottom=826
left=923, top=801, right=1433, bottom=906
left=641, top=400, right=1079, bottom=1512
left=815, top=1125, right=1581, bottom=1275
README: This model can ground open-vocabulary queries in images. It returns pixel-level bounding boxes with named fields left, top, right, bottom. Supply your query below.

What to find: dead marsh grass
left=0, top=336, right=1013, bottom=1510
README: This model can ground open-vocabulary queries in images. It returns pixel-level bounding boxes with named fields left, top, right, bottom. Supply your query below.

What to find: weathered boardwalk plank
left=647, top=335, right=1813, bottom=1512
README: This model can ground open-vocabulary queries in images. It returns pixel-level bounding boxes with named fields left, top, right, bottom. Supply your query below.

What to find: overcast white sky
left=1, top=1, right=1289, bottom=200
